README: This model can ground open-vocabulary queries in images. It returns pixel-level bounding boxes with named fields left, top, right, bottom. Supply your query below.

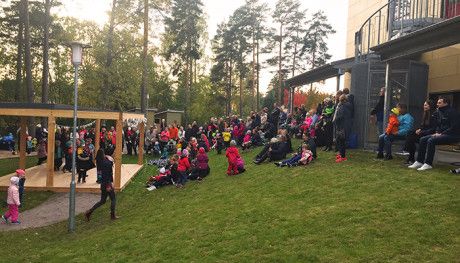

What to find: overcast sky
left=59, top=0, right=348, bottom=94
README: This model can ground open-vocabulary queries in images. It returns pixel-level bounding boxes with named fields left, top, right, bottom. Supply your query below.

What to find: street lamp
left=67, top=41, right=90, bottom=233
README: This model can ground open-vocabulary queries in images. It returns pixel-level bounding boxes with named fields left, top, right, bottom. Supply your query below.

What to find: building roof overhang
left=370, top=16, right=460, bottom=61
left=284, top=57, right=355, bottom=88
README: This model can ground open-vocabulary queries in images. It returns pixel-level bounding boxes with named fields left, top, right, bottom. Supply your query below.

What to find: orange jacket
left=386, top=114, right=399, bottom=135
left=169, top=127, right=179, bottom=140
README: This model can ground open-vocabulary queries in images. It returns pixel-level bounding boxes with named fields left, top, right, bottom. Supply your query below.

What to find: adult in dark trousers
left=85, top=148, right=120, bottom=221
left=253, top=136, right=289, bottom=164
left=333, top=94, right=353, bottom=162
left=409, top=97, right=460, bottom=171
left=370, top=87, right=385, bottom=136
left=403, top=99, right=437, bottom=165
left=269, top=103, right=281, bottom=131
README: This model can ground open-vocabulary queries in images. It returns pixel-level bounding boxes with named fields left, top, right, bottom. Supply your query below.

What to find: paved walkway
left=0, top=192, right=100, bottom=231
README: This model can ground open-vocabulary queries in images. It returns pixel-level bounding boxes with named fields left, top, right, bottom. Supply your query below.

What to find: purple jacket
left=196, top=153, right=209, bottom=170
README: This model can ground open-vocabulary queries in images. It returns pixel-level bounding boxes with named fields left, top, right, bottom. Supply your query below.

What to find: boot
left=84, top=210, right=92, bottom=222
left=110, top=212, right=120, bottom=220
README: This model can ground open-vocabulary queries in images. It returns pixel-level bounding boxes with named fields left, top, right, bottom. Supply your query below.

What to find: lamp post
left=68, top=42, right=89, bottom=232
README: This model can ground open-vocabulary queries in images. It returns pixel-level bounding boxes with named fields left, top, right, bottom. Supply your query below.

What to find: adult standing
left=269, top=103, right=281, bottom=131
left=333, top=94, right=353, bottom=162
left=409, top=97, right=460, bottom=171
left=85, top=148, right=119, bottom=221
left=370, top=87, right=385, bottom=136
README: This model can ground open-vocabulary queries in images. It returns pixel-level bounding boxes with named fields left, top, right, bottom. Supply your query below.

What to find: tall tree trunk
left=41, top=0, right=51, bottom=127
left=103, top=0, right=117, bottom=109
left=239, top=72, right=243, bottom=117
left=15, top=2, right=24, bottom=102
left=41, top=0, right=50, bottom=104
left=194, top=59, right=197, bottom=84
left=251, top=32, right=256, bottom=111
left=23, top=0, right=33, bottom=104
left=228, top=60, right=233, bottom=115
left=278, top=23, right=283, bottom=105
left=141, top=0, right=148, bottom=113
left=23, top=0, right=35, bottom=136
left=256, top=40, right=260, bottom=111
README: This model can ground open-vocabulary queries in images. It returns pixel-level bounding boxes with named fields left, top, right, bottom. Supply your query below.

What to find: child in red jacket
left=177, top=149, right=190, bottom=187
left=226, top=140, right=240, bottom=176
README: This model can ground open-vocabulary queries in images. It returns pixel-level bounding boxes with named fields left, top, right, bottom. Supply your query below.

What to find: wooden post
left=95, top=119, right=101, bottom=151
left=19, top=117, right=27, bottom=170
left=137, top=121, right=145, bottom=165
left=114, top=113, right=123, bottom=189
left=46, top=115, right=55, bottom=187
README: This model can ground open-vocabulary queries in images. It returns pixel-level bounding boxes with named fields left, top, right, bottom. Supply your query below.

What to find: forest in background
left=0, top=0, right=335, bottom=126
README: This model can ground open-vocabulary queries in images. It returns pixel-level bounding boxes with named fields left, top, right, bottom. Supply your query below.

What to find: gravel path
left=0, top=192, right=100, bottom=231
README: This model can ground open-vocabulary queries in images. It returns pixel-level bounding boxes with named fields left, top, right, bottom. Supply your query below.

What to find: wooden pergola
left=0, top=103, right=146, bottom=192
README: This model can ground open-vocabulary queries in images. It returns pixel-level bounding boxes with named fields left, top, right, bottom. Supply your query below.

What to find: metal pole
left=383, top=62, right=392, bottom=130
left=68, top=64, right=78, bottom=232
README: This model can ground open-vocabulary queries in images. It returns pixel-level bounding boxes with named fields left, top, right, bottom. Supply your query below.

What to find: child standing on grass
left=226, top=140, right=240, bottom=176
left=16, top=169, right=26, bottom=208
left=2, top=176, right=21, bottom=225
left=222, top=128, right=231, bottom=148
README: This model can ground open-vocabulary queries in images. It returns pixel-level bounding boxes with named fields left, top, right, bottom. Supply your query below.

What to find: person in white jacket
left=2, top=176, right=21, bottom=224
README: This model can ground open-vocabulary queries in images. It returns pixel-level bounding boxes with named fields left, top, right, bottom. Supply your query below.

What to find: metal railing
left=355, top=0, right=459, bottom=61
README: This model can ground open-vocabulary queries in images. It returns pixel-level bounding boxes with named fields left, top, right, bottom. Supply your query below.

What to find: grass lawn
left=0, top=144, right=458, bottom=262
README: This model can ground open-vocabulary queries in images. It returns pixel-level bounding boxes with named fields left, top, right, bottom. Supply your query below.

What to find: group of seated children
left=146, top=147, right=211, bottom=191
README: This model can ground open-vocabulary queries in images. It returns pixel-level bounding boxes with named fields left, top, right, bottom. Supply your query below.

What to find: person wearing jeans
left=409, top=97, right=460, bottom=171
left=377, top=104, right=414, bottom=160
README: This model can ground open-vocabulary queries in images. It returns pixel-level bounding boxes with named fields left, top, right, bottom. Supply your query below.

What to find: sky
left=58, top=0, right=349, bottom=94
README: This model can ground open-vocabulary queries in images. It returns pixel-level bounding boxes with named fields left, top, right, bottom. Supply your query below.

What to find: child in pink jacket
left=2, top=176, right=21, bottom=224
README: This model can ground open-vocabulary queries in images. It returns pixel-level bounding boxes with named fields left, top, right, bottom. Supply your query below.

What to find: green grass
left=0, top=143, right=458, bottom=262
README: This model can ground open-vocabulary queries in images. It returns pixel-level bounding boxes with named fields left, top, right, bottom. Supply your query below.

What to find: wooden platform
left=0, top=163, right=143, bottom=193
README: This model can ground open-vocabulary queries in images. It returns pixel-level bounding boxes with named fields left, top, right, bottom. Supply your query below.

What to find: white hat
left=159, top=167, right=166, bottom=174
left=10, top=176, right=19, bottom=185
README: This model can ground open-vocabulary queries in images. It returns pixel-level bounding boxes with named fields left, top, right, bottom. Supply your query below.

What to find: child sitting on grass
left=1, top=176, right=21, bottom=225
left=146, top=167, right=171, bottom=191
left=176, top=149, right=191, bottom=187
left=241, top=130, right=252, bottom=151
left=189, top=147, right=210, bottom=181
left=226, top=140, right=241, bottom=176
left=275, top=143, right=313, bottom=167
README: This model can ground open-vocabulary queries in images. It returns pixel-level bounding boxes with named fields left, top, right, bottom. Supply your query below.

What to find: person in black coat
left=409, top=97, right=460, bottom=170
left=403, top=100, right=437, bottom=164
left=333, top=95, right=353, bottom=161
left=85, top=148, right=119, bottom=221
left=253, top=136, right=289, bottom=164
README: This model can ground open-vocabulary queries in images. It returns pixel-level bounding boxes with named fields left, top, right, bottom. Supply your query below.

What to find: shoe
left=274, top=162, right=281, bottom=167
left=336, top=157, right=347, bottom=163
left=253, top=160, right=261, bottom=165
left=417, top=163, right=433, bottom=171
left=1, top=215, right=8, bottom=223
left=395, top=151, right=410, bottom=156
left=110, top=213, right=120, bottom=220
left=85, top=211, right=92, bottom=222
left=279, top=163, right=287, bottom=167
left=450, top=168, right=460, bottom=174
left=403, top=159, right=414, bottom=165
left=147, top=185, right=157, bottom=191
left=384, top=155, right=393, bottom=160
left=408, top=161, right=423, bottom=169
left=376, top=152, right=384, bottom=159
left=10, top=220, right=21, bottom=225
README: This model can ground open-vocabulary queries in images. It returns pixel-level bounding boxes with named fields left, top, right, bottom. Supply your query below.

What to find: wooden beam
left=19, top=117, right=27, bottom=170
left=46, top=116, right=55, bottom=187
left=137, top=122, right=145, bottom=165
left=0, top=108, right=52, bottom=117
left=95, top=119, right=101, bottom=151
left=114, top=113, right=123, bottom=189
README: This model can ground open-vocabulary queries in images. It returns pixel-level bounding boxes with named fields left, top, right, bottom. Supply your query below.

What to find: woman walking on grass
left=85, top=148, right=119, bottom=221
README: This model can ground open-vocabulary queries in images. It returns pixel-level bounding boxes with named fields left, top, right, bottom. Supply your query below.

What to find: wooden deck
left=0, top=163, right=143, bottom=193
